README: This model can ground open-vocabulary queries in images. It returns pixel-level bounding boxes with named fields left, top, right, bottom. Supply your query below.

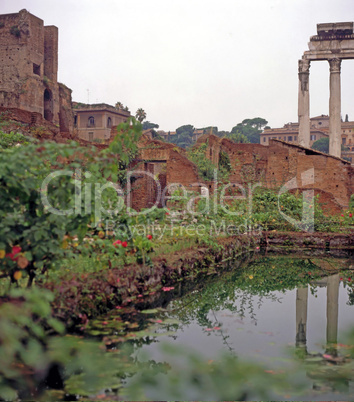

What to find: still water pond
left=139, top=275, right=352, bottom=364
left=116, top=254, right=354, bottom=401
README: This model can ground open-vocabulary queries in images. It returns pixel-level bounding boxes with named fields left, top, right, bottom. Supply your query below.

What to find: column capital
left=298, top=59, right=310, bottom=92
left=329, top=58, right=342, bottom=73
left=298, top=59, right=311, bottom=74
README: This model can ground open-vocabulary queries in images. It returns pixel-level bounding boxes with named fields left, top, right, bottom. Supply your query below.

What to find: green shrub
left=0, top=130, right=29, bottom=148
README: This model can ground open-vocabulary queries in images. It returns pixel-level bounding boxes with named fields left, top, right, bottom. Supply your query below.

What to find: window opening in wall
left=88, top=132, right=94, bottom=141
left=44, top=89, right=53, bottom=122
left=294, top=136, right=297, bottom=141
left=310, top=134, right=316, bottom=141
left=33, top=63, right=40, bottom=75
left=288, top=136, right=293, bottom=141
left=88, top=116, right=95, bottom=127
left=107, top=117, right=112, bottom=128
left=74, top=115, right=77, bottom=126
left=263, top=137, right=266, bottom=142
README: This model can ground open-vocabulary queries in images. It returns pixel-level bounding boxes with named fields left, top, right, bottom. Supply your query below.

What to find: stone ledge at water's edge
left=41, top=231, right=354, bottom=330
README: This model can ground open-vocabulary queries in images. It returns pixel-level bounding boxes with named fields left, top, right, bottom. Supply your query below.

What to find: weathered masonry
left=0, top=9, right=73, bottom=133
left=298, top=22, right=354, bottom=158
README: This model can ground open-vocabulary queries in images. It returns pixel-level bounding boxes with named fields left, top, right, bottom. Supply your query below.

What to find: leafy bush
left=0, top=130, right=29, bottom=149
left=0, top=287, right=132, bottom=400
left=0, top=142, right=93, bottom=285
left=187, top=142, right=217, bottom=181
left=0, top=117, right=147, bottom=286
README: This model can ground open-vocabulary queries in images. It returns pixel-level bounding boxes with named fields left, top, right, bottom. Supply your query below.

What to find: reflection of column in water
left=326, top=274, right=340, bottom=347
left=296, top=286, right=308, bottom=348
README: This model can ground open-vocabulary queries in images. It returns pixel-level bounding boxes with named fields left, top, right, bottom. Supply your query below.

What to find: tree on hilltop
left=135, top=108, right=147, bottom=123
left=176, top=124, right=194, bottom=136
left=231, top=117, right=268, bottom=144
left=228, top=132, right=250, bottom=143
left=142, top=121, right=159, bottom=130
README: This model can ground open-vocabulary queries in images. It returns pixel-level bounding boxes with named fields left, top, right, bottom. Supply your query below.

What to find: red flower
left=122, top=241, right=128, bottom=248
left=147, top=234, right=153, bottom=240
left=348, top=277, right=352, bottom=282
left=165, top=212, right=169, bottom=215
left=350, top=213, right=353, bottom=218
left=113, top=240, right=122, bottom=247
left=162, top=286, right=174, bottom=292
left=341, top=214, right=344, bottom=217
left=6, top=246, right=22, bottom=261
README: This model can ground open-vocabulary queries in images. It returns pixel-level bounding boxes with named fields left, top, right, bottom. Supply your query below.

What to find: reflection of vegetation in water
left=165, top=256, right=326, bottom=328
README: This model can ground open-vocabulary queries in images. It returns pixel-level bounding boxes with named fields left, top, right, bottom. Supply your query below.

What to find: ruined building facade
left=127, top=134, right=353, bottom=214
left=0, top=9, right=73, bottom=134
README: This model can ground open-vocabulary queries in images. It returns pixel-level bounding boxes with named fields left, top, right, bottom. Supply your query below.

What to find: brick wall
left=128, top=136, right=200, bottom=210
left=0, top=10, right=63, bottom=127
left=58, top=83, right=73, bottom=135
left=198, top=135, right=353, bottom=213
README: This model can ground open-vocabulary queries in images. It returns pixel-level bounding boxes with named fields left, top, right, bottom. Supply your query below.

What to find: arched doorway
left=44, top=89, right=53, bottom=122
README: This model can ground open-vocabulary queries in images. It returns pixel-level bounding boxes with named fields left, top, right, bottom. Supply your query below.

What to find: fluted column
left=328, top=58, right=342, bottom=158
left=298, top=59, right=311, bottom=148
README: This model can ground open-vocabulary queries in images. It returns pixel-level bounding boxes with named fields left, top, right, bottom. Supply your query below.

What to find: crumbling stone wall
left=197, top=135, right=353, bottom=212
left=59, top=83, right=74, bottom=136
left=129, top=135, right=353, bottom=213
left=128, top=136, right=200, bottom=211
left=0, top=9, right=73, bottom=135
left=0, top=106, right=59, bottom=137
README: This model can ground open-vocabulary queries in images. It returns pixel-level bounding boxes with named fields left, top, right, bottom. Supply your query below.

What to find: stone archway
left=44, top=88, right=53, bottom=122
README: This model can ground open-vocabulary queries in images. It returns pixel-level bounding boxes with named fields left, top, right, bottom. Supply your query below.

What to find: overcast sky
left=2, top=0, right=354, bottom=131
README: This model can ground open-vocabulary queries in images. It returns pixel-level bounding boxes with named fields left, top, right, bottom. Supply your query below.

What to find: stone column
left=328, top=58, right=342, bottom=158
left=298, top=59, right=311, bottom=148
left=296, top=286, right=308, bottom=348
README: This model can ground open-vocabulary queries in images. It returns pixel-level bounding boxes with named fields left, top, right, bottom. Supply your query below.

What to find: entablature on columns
left=302, top=22, right=354, bottom=61
left=303, top=47, right=354, bottom=61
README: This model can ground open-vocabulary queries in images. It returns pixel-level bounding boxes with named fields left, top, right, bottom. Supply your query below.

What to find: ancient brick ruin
left=200, top=134, right=354, bottom=213
left=128, top=136, right=200, bottom=211
left=0, top=9, right=73, bottom=135
left=130, top=134, right=353, bottom=214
